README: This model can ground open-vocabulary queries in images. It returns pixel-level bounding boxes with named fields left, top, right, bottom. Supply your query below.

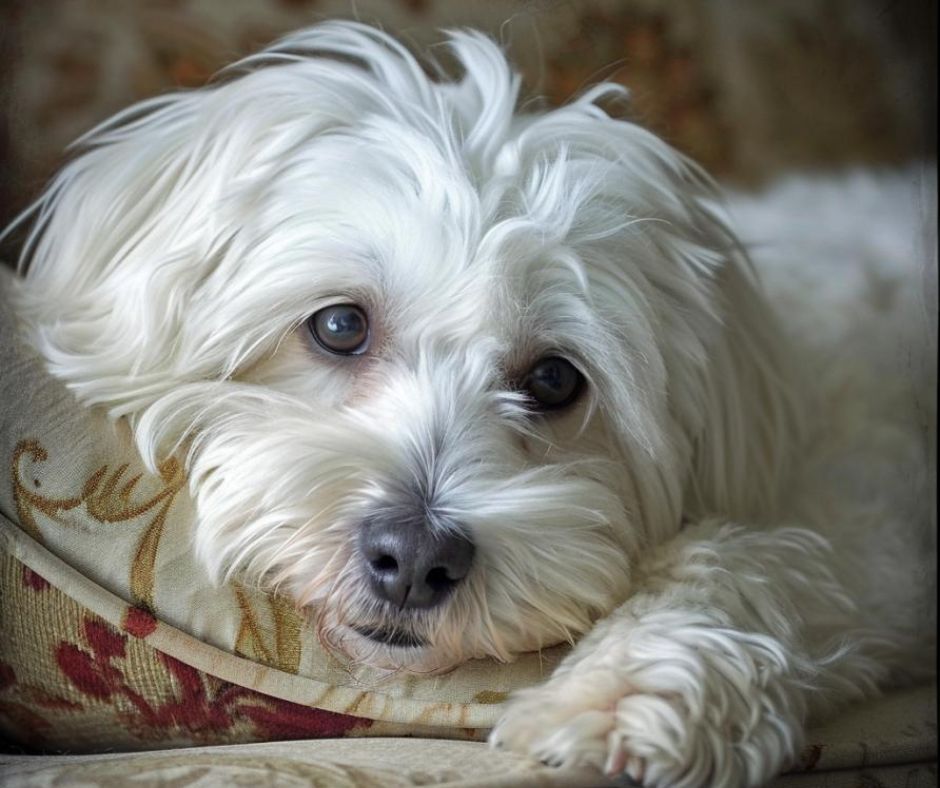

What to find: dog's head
left=13, top=22, right=798, bottom=671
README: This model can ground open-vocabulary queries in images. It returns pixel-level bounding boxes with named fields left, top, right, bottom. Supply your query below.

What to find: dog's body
left=8, top=23, right=935, bottom=787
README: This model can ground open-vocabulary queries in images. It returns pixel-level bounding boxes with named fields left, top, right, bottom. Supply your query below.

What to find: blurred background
left=0, top=0, right=936, bottom=243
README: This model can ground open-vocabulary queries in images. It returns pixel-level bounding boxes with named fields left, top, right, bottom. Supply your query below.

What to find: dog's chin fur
left=8, top=20, right=934, bottom=785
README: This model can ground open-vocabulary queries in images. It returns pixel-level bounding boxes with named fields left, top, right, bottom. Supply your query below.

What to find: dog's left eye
left=522, top=356, right=585, bottom=411
left=308, top=304, right=370, bottom=355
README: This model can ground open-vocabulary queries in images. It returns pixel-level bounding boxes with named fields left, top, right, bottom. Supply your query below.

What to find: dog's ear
left=684, top=248, right=805, bottom=522
left=556, top=124, right=804, bottom=533
left=12, top=87, right=214, bottom=415
left=11, top=23, right=440, bottom=422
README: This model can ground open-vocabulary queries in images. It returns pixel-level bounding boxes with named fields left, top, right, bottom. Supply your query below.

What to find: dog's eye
left=308, top=304, right=370, bottom=355
left=522, top=356, right=585, bottom=410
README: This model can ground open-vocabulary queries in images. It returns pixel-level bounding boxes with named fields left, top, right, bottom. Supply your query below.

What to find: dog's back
left=726, top=165, right=937, bottom=671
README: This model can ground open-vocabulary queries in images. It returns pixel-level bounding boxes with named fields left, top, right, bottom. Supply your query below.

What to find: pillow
left=0, top=268, right=568, bottom=752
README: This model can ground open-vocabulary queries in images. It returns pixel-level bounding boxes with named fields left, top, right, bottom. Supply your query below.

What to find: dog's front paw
left=490, top=668, right=653, bottom=784
left=490, top=665, right=772, bottom=788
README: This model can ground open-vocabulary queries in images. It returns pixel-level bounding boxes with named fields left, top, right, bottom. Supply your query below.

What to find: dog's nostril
left=372, top=554, right=398, bottom=574
left=424, top=566, right=455, bottom=592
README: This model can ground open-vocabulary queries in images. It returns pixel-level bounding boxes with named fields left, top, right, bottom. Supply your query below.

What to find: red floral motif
left=122, top=605, right=158, bottom=638
left=22, top=566, right=51, bottom=591
left=83, top=618, right=127, bottom=660
left=54, top=613, right=370, bottom=744
left=54, top=616, right=128, bottom=700
left=56, top=643, right=119, bottom=700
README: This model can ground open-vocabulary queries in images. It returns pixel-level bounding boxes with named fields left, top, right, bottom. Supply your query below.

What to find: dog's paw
left=489, top=667, right=747, bottom=788
left=489, top=669, right=653, bottom=783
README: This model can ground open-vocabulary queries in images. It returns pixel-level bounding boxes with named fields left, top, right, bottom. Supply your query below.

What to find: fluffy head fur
left=12, top=22, right=800, bottom=672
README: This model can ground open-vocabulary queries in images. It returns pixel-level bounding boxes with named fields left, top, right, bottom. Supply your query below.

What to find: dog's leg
left=490, top=520, right=899, bottom=788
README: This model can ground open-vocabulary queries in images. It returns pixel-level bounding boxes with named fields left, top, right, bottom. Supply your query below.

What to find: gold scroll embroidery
left=11, top=439, right=185, bottom=611
left=233, top=584, right=303, bottom=675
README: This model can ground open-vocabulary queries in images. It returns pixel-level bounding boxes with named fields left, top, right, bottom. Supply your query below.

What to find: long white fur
left=9, top=21, right=934, bottom=786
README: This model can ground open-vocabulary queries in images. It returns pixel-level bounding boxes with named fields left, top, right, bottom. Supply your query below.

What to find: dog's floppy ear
left=10, top=23, right=436, bottom=421
left=684, top=245, right=806, bottom=522
left=544, top=111, right=804, bottom=531
left=11, top=87, right=219, bottom=413
left=527, top=95, right=805, bottom=532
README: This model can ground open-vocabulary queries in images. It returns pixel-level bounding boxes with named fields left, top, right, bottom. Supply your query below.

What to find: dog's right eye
left=308, top=304, right=370, bottom=355
left=522, top=356, right=585, bottom=411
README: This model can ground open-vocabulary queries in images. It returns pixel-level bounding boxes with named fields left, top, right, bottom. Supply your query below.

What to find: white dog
left=8, top=22, right=935, bottom=787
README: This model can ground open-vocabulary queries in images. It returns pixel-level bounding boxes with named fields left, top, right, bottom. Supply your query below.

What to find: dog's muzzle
left=357, top=509, right=475, bottom=611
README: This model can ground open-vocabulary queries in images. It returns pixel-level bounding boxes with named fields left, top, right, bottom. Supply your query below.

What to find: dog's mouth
left=353, top=624, right=426, bottom=649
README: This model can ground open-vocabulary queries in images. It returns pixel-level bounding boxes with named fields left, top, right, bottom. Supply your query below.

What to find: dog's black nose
left=358, top=513, right=474, bottom=610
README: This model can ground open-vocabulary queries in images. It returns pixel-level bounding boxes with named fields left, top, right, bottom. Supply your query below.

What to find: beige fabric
left=0, top=267, right=567, bottom=733
left=1, top=684, right=937, bottom=788
left=784, top=684, right=937, bottom=775
left=0, top=739, right=614, bottom=788
left=776, top=767, right=937, bottom=787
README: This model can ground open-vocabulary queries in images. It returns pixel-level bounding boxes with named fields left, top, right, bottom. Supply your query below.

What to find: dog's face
left=15, top=23, right=784, bottom=672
